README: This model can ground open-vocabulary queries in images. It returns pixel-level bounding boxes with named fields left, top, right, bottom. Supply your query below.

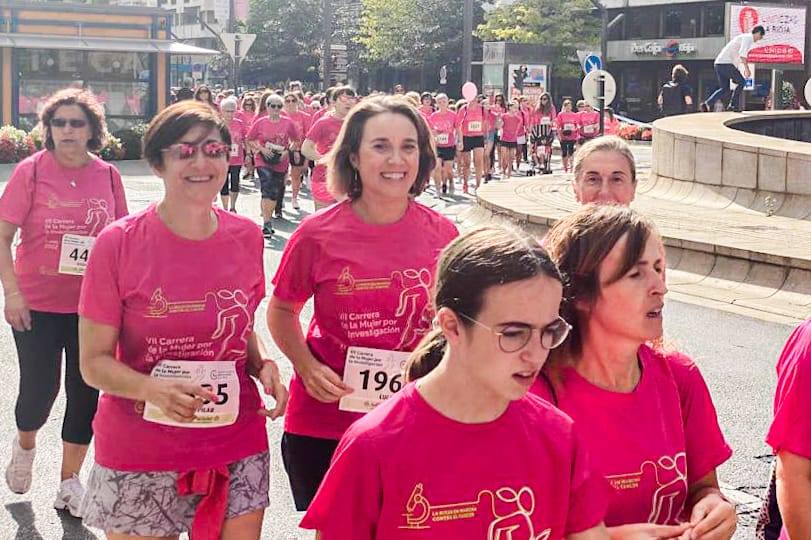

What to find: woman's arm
left=267, top=296, right=351, bottom=403
left=569, top=524, right=609, bottom=540
left=776, top=449, right=811, bottom=538
left=246, top=330, right=288, bottom=420
left=79, top=317, right=216, bottom=422
left=301, top=139, right=321, bottom=162
left=685, top=470, right=736, bottom=540
left=0, top=220, right=30, bottom=331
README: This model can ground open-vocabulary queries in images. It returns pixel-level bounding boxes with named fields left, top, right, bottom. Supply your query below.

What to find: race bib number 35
left=339, top=347, right=411, bottom=413
left=143, top=360, right=240, bottom=428
left=58, top=234, right=94, bottom=276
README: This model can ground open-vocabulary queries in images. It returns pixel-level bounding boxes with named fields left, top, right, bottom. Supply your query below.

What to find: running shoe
left=230, top=208, right=237, bottom=213
left=5, top=437, right=34, bottom=494
left=54, top=475, right=84, bottom=518
left=262, top=222, right=274, bottom=237
left=292, top=196, right=300, bottom=210
left=441, top=183, right=447, bottom=194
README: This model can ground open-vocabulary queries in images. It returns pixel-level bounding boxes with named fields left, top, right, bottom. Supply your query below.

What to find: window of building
left=607, top=10, right=625, bottom=40
left=703, top=4, right=724, bottom=36
left=626, top=9, right=659, bottom=39
left=182, top=6, right=199, bottom=25
left=664, top=6, right=699, bottom=37
left=206, top=10, right=217, bottom=23
left=663, top=8, right=682, bottom=37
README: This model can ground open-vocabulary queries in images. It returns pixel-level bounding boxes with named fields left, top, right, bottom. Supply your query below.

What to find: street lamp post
left=462, top=0, right=472, bottom=83
left=322, top=0, right=332, bottom=90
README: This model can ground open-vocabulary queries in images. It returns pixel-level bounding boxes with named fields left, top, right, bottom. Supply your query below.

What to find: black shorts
left=436, top=146, right=456, bottom=162
left=281, top=432, right=340, bottom=511
left=560, top=140, right=576, bottom=157
left=257, top=167, right=286, bottom=200
left=462, top=136, right=484, bottom=152
left=221, top=165, right=241, bottom=195
left=498, top=140, right=518, bottom=149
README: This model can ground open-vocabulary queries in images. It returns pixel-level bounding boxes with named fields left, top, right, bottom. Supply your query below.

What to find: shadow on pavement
left=5, top=501, right=43, bottom=539
left=56, top=508, right=98, bottom=539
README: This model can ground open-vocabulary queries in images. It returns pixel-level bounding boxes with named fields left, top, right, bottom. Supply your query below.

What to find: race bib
left=467, top=120, right=482, bottom=133
left=230, top=143, right=239, bottom=157
left=516, top=135, right=526, bottom=145
left=143, top=360, right=240, bottom=428
left=583, top=124, right=596, bottom=134
left=541, top=117, right=552, bottom=126
left=339, top=347, right=410, bottom=413
left=435, top=133, right=450, bottom=145
left=564, top=123, right=576, bottom=132
left=58, top=234, right=94, bottom=275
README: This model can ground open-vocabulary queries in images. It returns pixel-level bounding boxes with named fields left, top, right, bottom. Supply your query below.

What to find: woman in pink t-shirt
left=0, top=88, right=128, bottom=517
left=428, top=93, right=458, bottom=196
left=78, top=101, right=288, bottom=540
left=556, top=99, right=580, bottom=173
left=219, top=97, right=246, bottom=212
left=578, top=102, right=601, bottom=145
left=237, top=95, right=258, bottom=181
left=456, top=96, right=486, bottom=193
left=283, top=92, right=312, bottom=211
left=302, top=225, right=610, bottom=539
left=764, top=318, right=811, bottom=539
left=497, top=100, right=524, bottom=179
left=269, top=95, right=458, bottom=511
left=535, top=205, right=736, bottom=540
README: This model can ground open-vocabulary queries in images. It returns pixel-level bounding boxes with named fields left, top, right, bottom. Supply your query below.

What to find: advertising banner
left=730, top=4, right=806, bottom=64
left=508, top=64, right=548, bottom=98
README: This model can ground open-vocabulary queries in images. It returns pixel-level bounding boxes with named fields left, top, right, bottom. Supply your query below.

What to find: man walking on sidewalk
left=701, top=25, right=765, bottom=113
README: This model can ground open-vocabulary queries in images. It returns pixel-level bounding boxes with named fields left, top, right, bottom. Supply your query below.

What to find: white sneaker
left=54, top=475, right=85, bottom=518
left=5, top=437, right=34, bottom=494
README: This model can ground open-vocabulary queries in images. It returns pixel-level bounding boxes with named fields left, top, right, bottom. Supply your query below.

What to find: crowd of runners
left=0, top=80, right=807, bottom=540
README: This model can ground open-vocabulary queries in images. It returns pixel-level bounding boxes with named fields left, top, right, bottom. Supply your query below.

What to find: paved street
left=0, top=150, right=794, bottom=539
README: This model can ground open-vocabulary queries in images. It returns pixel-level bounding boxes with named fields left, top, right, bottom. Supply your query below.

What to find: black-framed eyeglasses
left=161, top=141, right=229, bottom=160
left=50, top=118, right=87, bottom=129
left=458, top=313, right=572, bottom=352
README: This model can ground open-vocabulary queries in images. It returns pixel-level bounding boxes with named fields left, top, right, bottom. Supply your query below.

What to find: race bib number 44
left=435, top=133, right=450, bottom=145
left=143, top=360, right=240, bottom=428
left=339, top=347, right=411, bottom=413
left=58, top=234, right=94, bottom=276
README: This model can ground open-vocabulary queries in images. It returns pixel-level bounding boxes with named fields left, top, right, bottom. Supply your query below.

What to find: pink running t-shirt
left=79, top=205, right=268, bottom=471
left=500, top=112, right=525, bottom=143
left=531, top=345, right=732, bottom=527
left=283, top=109, right=312, bottom=141
left=271, top=200, right=458, bottom=440
left=236, top=110, right=256, bottom=129
left=429, top=110, right=458, bottom=148
left=304, top=114, right=344, bottom=204
left=0, top=150, right=128, bottom=313
left=457, top=105, right=485, bottom=137
left=418, top=105, right=434, bottom=120
left=578, top=110, right=601, bottom=139
left=301, top=383, right=609, bottom=538
left=246, top=115, right=301, bottom=172
left=556, top=111, right=580, bottom=142
left=227, top=118, right=247, bottom=166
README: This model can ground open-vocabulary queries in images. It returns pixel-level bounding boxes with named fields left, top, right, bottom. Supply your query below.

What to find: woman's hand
left=686, top=492, right=736, bottom=540
left=4, top=292, right=31, bottom=332
left=298, top=356, right=353, bottom=403
left=609, top=522, right=691, bottom=540
left=256, top=359, right=289, bottom=420
left=144, top=378, right=218, bottom=423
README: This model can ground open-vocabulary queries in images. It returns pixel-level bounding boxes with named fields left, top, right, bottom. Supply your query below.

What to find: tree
left=241, top=0, right=324, bottom=85
left=476, top=0, right=599, bottom=77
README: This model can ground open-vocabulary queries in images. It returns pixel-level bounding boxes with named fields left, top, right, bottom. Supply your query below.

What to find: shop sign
left=483, top=42, right=506, bottom=64
left=631, top=40, right=697, bottom=57
left=730, top=4, right=806, bottom=64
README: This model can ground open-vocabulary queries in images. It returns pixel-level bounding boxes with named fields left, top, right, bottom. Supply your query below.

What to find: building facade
left=604, top=0, right=809, bottom=121
left=0, top=1, right=216, bottom=133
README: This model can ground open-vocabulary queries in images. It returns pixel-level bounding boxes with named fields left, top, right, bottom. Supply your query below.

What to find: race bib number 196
left=143, top=360, right=240, bottom=428
left=339, top=347, right=411, bottom=413
left=58, top=234, right=94, bottom=276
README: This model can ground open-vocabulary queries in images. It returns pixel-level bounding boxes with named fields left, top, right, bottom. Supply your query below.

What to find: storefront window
left=663, top=8, right=682, bottom=37
left=664, top=6, right=699, bottom=38
left=703, top=5, right=724, bottom=36
left=626, top=9, right=660, bottom=39
left=17, top=49, right=153, bottom=135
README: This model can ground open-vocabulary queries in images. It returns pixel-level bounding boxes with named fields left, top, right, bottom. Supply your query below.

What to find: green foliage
left=476, top=0, right=600, bottom=77
left=242, top=0, right=324, bottom=84
left=357, top=0, right=469, bottom=68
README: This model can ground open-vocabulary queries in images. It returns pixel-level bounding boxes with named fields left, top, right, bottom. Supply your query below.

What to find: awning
left=0, top=33, right=220, bottom=56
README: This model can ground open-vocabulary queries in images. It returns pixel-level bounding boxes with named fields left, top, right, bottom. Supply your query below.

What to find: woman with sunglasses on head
left=535, top=205, right=736, bottom=540
left=301, top=226, right=610, bottom=539
left=0, top=88, right=128, bottom=517
left=269, top=95, right=458, bottom=512
left=78, top=100, right=288, bottom=540
left=282, top=92, right=312, bottom=211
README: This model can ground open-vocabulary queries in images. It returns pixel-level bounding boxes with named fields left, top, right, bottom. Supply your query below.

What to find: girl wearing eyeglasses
left=536, top=205, right=736, bottom=540
left=301, top=225, right=610, bottom=539
left=77, top=100, right=288, bottom=540
left=0, top=88, right=128, bottom=517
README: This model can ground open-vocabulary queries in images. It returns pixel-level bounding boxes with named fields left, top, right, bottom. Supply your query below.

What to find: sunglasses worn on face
left=459, top=313, right=572, bottom=353
left=268, top=104, right=283, bottom=109
left=161, top=141, right=229, bottom=160
left=51, top=118, right=87, bottom=128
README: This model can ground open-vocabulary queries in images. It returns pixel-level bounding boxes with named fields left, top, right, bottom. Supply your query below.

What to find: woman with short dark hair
left=0, top=87, right=128, bottom=516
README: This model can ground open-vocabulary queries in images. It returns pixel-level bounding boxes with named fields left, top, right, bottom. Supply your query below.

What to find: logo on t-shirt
left=605, top=452, right=687, bottom=525
left=399, top=483, right=552, bottom=539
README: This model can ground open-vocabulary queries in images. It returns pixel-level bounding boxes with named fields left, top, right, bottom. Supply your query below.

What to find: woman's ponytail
left=404, top=327, right=447, bottom=382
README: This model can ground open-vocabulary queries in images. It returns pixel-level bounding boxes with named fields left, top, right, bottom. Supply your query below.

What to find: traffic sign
left=220, top=33, right=257, bottom=61
left=584, top=54, right=602, bottom=74
left=803, top=78, right=811, bottom=106
left=581, top=70, right=617, bottom=109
